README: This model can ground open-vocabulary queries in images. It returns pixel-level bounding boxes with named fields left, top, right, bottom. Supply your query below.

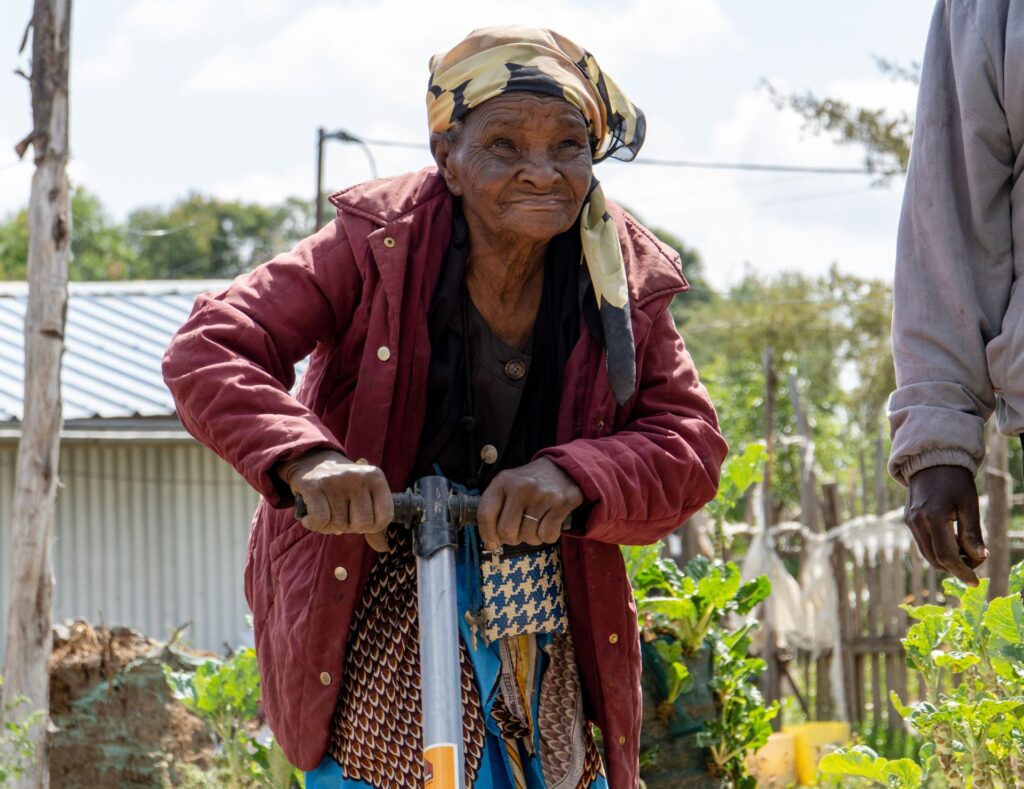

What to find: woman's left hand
left=476, top=458, right=583, bottom=550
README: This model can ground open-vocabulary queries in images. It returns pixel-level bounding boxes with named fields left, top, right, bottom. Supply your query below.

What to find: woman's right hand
left=276, top=449, right=394, bottom=552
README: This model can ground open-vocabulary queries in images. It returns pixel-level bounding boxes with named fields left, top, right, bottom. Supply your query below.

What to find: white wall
left=0, top=440, right=260, bottom=664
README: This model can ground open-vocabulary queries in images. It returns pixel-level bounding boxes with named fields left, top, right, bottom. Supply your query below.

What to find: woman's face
left=434, top=93, right=594, bottom=249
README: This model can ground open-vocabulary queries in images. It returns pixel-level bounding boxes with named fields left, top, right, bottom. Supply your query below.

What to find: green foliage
left=624, top=545, right=777, bottom=785
left=0, top=675, right=42, bottom=788
left=762, top=55, right=918, bottom=184
left=824, top=565, right=1024, bottom=788
left=705, top=443, right=766, bottom=553
left=680, top=265, right=896, bottom=522
left=165, top=648, right=303, bottom=789
left=819, top=745, right=922, bottom=788
left=0, top=187, right=312, bottom=282
left=128, top=194, right=311, bottom=279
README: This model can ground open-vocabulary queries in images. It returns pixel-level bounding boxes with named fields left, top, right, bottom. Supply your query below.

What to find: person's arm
left=534, top=301, right=728, bottom=545
left=888, top=1, right=1014, bottom=585
left=888, top=0, right=1014, bottom=483
left=162, top=221, right=360, bottom=507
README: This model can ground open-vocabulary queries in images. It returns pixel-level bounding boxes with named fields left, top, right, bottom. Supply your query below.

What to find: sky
left=0, top=0, right=937, bottom=291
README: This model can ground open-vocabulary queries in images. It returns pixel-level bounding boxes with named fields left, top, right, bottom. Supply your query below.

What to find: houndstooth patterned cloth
left=327, top=527, right=603, bottom=788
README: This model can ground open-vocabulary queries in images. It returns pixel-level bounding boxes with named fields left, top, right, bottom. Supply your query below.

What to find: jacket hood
left=328, top=167, right=689, bottom=304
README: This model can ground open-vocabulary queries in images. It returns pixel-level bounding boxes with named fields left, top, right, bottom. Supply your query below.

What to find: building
left=0, top=280, right=260, bottom=661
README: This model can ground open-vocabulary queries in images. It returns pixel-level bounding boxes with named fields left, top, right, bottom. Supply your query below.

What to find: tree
left=680, top=266, right=895, bottom=520
left=127, top=194, right=311, bottom=279
left=4, top=2, right=72, bottom=786
left=0, top=187, right=140, bottom=281
left=763, top=57, right=918, bottom=184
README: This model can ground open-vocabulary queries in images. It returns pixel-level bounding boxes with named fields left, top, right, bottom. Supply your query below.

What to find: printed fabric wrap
left=426, top=26, right=647, bottom=404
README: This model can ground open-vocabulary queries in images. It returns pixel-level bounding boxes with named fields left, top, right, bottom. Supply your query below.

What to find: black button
left=504, top=359, right=527, bottom=380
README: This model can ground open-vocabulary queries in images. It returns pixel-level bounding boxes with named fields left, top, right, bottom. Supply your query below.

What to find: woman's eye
left=491, top=139, right=515, bottom=150
left=560, top=139, right=585, bottom=150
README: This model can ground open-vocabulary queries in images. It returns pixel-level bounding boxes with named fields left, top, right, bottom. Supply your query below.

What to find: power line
left=352, top=134, right=883, bottom=176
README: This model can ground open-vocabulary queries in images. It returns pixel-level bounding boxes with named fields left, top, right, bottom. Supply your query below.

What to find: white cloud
left=185, top=0, right=735, bottom=96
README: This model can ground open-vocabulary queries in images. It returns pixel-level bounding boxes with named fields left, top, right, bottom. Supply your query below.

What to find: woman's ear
left=430, top=131, right=463, bottom=196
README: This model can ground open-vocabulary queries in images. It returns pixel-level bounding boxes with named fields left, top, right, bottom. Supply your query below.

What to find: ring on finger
left=522, top=514, right=541, bottom=524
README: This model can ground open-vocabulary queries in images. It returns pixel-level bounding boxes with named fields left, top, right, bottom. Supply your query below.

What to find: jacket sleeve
left=888, top=0, right=1016, bottom=485
left=162, top=221, right=360, bottom=506
left=536, top=302, right=727, bottom=545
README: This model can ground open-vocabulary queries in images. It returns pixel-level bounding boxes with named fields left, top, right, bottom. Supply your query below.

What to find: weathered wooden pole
left=985, top=424, right=1010, bottom=599
left=4, top=2, right=72, bottom=785
left=788, top=371, right=820, bottom=533
left=762, top=348, right=781, bottom=724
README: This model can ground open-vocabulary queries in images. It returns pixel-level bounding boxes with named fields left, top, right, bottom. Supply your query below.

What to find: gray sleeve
left=888, top=0, right=1015, bottom=485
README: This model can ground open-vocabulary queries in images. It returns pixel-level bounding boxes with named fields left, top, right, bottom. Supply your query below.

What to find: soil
left=48, top=620, right=215, bottom=789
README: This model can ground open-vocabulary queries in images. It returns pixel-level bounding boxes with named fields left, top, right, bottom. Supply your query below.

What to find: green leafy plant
left=704, top=443, right=766, bottom=557
left=0, top=675, right=42, bottom=788
left=821, top=568, right=1024, bottom=788
left=819, top=745, right=922, bottom=789
left=165, top=648, right=303, bottom=789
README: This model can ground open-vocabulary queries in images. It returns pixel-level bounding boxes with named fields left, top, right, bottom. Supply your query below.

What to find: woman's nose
left=517, top=151, right=561, bottom=188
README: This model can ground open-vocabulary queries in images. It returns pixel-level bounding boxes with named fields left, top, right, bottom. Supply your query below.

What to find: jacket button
left=618, top=735, right=626, bottom=745
left=383, top=237, right=396, bottom=248
left=480, top=444, right=498, bottom=464
left=504, top=359, right=527, bottom=380
left=608, top=633, right=619, bottom=644
left=596, top=419, right=605, bottom=431
left=354, top=458, right=368, bottom=465
left=334, top=566, right=348, bottom=581
left=319, top=671, right=332, bottom=686
left=377, top=346, right=391, bottom=362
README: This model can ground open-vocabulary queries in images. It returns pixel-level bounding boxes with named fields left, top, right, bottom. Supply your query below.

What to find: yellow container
left=746, top=731, right=797, bottom=787
left=782, top=722, right=851, bottom=785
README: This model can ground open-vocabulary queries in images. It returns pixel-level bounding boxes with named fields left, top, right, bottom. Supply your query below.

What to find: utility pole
left=4, top=2, right=71, bottom=785
left=314, top=127, right=378, bottom=231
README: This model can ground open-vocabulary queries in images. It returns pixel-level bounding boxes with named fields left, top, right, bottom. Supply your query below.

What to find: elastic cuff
left=894, top=448, right=978, bottom=486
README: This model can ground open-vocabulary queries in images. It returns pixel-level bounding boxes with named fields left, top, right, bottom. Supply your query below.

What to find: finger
left=300, top=488, right=333, bottom=533
left=348, top=488, right=374, bottom=532
left=905, top=508, right=940, bottom=569
left=365, top=528, right=390, bottom=553
left=495, top=488, right=526, bottom=547
left=931, top=518, right=980, bottom=586
left=955, top=495, right=988, bottom=567
left=477, top=484, right=503, bottom=551
left=537, top=509, right=563, bottom=544
left=368, top=471, right=394, bottom=530
left=519, top=512, right=543, bottom=545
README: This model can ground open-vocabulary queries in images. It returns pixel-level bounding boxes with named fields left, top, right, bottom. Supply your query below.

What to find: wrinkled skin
left=905, top=464, right=989, bottom=586
left=280, top=93, right=593, bottom=551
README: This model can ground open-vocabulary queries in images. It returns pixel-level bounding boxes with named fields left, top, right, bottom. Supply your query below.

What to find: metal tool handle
left=293, top=490, right=478, bottom=527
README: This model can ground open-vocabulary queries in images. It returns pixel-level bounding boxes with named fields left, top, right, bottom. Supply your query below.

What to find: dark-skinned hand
left=905, top=464, right=989, bottom=586
left=276, top=449, right=393, bottom=552
left=476, top=458, right=583, bottom=551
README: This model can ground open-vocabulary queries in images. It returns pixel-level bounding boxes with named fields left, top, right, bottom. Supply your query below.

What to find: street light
left=314, top=128, right=379, bottom=230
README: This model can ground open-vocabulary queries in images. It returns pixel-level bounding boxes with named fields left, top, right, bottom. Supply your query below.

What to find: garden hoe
left=299, top=475, right=476, bottom=789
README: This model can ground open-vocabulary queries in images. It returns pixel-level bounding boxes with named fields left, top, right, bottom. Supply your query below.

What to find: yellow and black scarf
left=427, top=27, right=647, bottom=404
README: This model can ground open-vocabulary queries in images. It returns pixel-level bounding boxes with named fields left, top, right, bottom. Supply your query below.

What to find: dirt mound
left=49, top=620, right=215, bottom=789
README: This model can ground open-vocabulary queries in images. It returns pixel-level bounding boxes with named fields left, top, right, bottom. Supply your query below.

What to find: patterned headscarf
left=427, top=27, right=647, bottom=405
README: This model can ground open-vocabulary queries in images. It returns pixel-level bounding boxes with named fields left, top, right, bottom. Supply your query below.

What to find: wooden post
left=824, top=482, right=854, bottom=723
left=874, top=431, right=887, bottom=516
left=3, top=2, right=71, bottom=786
left=788, top=372, right=820, bottom=533
left=986, top=424, right=1010, bottom=599
left=761, top=348, right=781, bottom=723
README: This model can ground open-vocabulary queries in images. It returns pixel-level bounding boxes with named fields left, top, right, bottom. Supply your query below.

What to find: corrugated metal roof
left=0, top=280, right=232, bottom=423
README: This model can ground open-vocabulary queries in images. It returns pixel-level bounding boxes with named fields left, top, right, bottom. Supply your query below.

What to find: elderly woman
left=163, top=26, right=726, bottom=789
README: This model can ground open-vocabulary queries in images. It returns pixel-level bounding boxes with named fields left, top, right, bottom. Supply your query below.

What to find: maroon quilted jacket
left=162, top=168, right=727, bottom=787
